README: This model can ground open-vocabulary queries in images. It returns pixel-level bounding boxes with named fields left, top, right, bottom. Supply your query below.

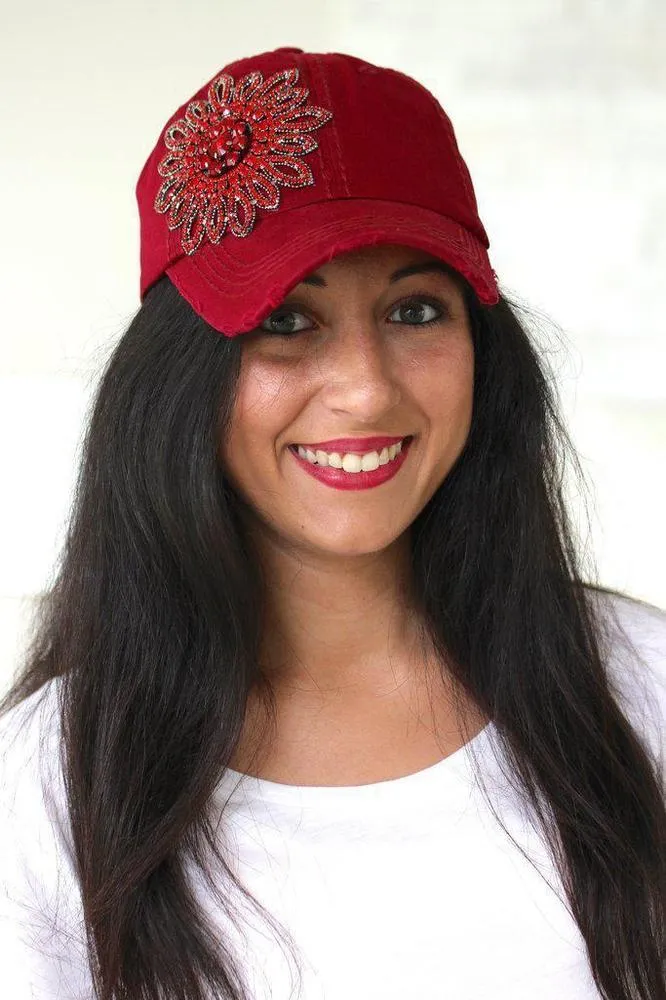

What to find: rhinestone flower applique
left=154, top=68, right=334, bottom=254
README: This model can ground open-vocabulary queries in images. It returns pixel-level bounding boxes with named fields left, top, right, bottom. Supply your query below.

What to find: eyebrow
left=298, top=261, right=455, bottom=287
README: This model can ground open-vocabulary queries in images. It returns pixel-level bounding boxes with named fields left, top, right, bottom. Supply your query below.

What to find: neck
left=250, top=525, right=432, bottom=699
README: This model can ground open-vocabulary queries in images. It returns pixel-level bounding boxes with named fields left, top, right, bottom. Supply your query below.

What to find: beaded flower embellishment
left=153, top=67, right=333, bottom=254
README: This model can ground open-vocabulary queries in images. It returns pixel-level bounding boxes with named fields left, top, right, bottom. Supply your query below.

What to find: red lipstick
left=292, top=435, right=408, bottom=455
left=289, top=436, right=414, bottom=491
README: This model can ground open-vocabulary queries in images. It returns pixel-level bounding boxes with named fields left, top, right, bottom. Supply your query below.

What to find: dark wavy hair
left=1, top=270, right=664, bottom=1000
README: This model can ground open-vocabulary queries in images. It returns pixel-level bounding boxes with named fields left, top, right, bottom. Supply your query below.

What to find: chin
left=299, top=527, right=409, bottom=558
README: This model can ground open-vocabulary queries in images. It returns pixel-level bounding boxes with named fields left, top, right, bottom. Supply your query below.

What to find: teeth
left=296, top=438, right=406, bottom=472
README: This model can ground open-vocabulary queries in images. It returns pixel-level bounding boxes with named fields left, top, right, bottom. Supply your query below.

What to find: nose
left=317, top=319, right=403, bottom=421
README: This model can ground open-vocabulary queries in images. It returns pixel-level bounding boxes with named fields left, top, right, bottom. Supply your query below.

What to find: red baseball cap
left=136, top=46, right=500, bottom=337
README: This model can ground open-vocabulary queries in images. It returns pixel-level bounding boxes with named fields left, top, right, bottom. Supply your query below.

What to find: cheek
left=416, top=344, right=474, bottom=489
left=219, top=356, right=302, bottom=472
left=407, top=336, right=474, bottom=426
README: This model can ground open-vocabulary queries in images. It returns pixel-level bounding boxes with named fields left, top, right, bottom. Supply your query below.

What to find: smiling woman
left=221, top=243, right=488, bottom=785
left=1, top=45, right=665, bottom=1000
left=221, top=246, right=475, bottom=559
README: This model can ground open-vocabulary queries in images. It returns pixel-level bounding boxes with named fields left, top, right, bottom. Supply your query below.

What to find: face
left=219, top=243, right=475, bottom=560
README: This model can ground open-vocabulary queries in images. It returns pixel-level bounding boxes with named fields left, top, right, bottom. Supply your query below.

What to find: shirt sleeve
left=0, top=682, right=93, bottom=1000
left=592, top=589, right=666, bottom=789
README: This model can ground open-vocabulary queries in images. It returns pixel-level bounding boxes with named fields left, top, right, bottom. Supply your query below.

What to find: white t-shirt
left=1, top=589, right=664, bottom=1000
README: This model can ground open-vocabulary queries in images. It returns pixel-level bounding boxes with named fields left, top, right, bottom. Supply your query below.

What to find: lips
left=291, top=435, right=411, bottom=455
left=290, top=433, right=413, bottom=490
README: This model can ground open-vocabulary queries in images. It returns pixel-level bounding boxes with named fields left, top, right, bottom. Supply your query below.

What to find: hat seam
left=184, top=212, right=489, bottom=297
left=313, top=56, right=350, bottom=198
left=194, top=202, right=487, bottom=283
left=184, top=198, right=487, bottom=273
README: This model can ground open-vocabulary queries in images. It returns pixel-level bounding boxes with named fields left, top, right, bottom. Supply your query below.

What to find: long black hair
left=1, top=270, right=664, bottom=1000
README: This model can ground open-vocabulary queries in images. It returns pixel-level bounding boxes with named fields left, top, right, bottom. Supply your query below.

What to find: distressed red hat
left=136, top=46, right=500, bottom=337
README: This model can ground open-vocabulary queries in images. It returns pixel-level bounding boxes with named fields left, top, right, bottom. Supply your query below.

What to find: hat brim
left=165, top=198, right=499, bottom=337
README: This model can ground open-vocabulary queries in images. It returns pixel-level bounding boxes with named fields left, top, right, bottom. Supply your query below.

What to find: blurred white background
left=1, top=0, right=664, bottom=694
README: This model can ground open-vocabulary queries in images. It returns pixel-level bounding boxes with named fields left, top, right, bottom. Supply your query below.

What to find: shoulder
left=0, top=676, right=90, bottom=997
left=586, top=585, right=666, bottom=681
left=585, top=586, right=666, bottom=774
left=0, top=675, right=76, bottom=904
left=0, top=674, right=64, bottom=812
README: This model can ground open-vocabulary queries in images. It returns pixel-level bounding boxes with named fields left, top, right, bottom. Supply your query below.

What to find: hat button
left=274, top=47, right=304, bottom=54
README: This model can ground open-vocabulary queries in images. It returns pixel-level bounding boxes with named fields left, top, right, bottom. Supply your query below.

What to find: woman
left=1, top=46, right=665, bottom=1000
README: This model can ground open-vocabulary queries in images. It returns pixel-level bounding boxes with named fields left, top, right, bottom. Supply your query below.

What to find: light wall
left=2, top=0, right=665, bottom=692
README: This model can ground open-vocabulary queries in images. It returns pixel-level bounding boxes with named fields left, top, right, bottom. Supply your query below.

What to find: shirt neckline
left=214, top=720, right=496, bottom=810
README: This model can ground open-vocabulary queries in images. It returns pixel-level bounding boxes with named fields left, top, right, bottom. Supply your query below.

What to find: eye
left=257, top=295, right=450, bottom=338
left=387, top=296, right=449, bottom=327
left=258, top=309, right=313, bottom=336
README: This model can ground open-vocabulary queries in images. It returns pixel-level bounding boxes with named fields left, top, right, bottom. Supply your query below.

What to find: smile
left=293, top=436, right=409, bottom=471
left=289, top=436, right=414, bottom=491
